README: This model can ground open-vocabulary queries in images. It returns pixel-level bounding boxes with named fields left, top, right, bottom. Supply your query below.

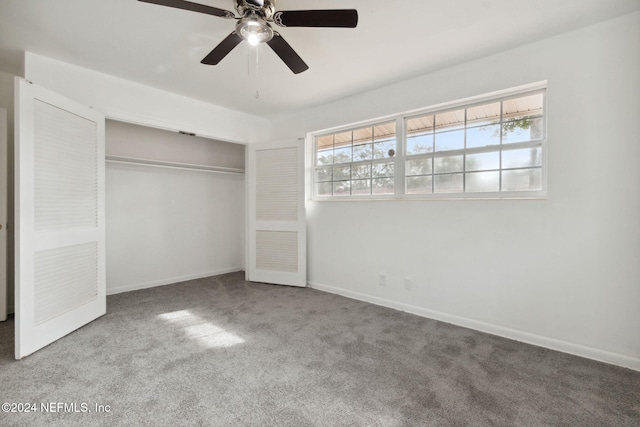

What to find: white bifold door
left=247, top=141, right=306, bottom=287
left=15, top=79, right=106, bottom=359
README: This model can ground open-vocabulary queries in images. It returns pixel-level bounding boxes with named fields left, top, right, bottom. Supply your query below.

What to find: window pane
left=315, top=166, right=332, bottom=182
left=373, top=162, right=394, bottom=178
left=467, top=102, right=500, bottom=126
left=502, top=117, right=543, bottom=144
left=316, top=182, right=332, bottom=196
left=466, top=124, right=500, bottom=148
left=353, top=127, right=373, bottom=144
left=407, top=134, right=433, bottom=155
left=434, top=155, right=463, bottom=173
left=407, top=114, right=434, bottom=135
left=316, top=149, right=333, bottom=165
left=502, top=147, right=542, bottom=169
left=435, top=129, right=464, bottom=152
left=503, top=93, right=543, bottom=121
left=466, top=171, right=499, bottom=193
left=333, top=181, right=351, bottom=196
left=351, top=179, right=371, bottom=195
left=333, top=165, right=351, bottom=181
left=435, top=109, right=465, bottom=131
left=434, top=174, right=463, bottom=193
left=353, top=143, right=372, bottom=161
left=374, top=122, right=396, bottom=141
left=406, top=158, right=432, bottom=176
left=502, top=168, right=542, bottom=191
left=373, top=178, right=394, bottom=195
left=352, top=164, right=371, bottom=180
left=466, top=152, right=499, bottom=172
left=406, top=176, right=432, bottom=194
left=333, top=146, right=352, bottom=164
left=316, top=135, right=333, bottom=150
left=373, top=140, right=396, bottom=159
left=334, top=131, right=352, bottom=148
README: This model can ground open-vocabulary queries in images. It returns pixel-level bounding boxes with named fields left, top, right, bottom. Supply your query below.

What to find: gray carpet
left=0, top=271, right=638, bottom=426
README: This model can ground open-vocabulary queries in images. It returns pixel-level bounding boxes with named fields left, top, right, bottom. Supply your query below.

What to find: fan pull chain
left=255, top=46, right=260, bottom=99
left=247, top=46, right=260, bottom=100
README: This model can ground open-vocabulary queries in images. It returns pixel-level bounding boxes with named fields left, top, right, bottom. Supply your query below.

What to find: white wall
left=23, top=52, right=270, bottom=144
left=0, top=71, right=15, bottom=314
left=105, top=122, right=244, bottom=294
left=271, top=12, right=640, bottom=370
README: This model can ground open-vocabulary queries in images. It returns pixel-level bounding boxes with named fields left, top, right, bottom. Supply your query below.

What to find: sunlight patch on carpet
left=159, top=310, right=245, bottom=348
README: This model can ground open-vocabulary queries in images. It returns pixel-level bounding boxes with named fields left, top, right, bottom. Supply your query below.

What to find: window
left=315, top=122, right=397, bottom=197
left=312, top=85, right=546, bottom=200
left=405, top=92, right=544, bottom=195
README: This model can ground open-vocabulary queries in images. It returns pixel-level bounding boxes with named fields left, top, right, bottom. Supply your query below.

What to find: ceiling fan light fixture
left=237, top=16, right=273, bottom=46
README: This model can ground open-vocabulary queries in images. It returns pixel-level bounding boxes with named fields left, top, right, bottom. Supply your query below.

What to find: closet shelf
left=106, top=155, right=245, bottom=175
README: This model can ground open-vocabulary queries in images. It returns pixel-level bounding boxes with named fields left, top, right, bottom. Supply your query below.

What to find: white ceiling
left=1, top=0, right=638, bottom=119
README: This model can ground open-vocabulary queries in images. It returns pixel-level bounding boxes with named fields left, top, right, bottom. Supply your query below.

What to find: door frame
left=0, top=108, right=7, bottom=322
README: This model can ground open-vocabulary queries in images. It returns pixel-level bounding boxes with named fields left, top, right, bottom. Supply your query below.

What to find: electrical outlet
left=379, top=273, right=387, bottom=286
left=404, top=277, right=412, bottom=290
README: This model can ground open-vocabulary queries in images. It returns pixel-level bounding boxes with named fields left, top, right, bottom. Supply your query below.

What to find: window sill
left=311, top=191, right=547, bottom=202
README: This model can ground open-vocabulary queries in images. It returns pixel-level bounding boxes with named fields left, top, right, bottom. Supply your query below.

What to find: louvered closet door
left=15, top=79, right=106, bottom=359
left=248, top=141, right=306, bottom=287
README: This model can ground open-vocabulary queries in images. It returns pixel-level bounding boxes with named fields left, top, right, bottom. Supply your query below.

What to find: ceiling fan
left=138, top=0, right=359, bottom=74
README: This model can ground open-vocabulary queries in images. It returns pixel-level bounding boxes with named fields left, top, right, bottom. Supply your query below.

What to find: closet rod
left=105, top=155, right=245, bottom=175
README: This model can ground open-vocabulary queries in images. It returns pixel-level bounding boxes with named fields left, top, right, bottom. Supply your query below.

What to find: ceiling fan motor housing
left=235, top=0, right=276, bottom=19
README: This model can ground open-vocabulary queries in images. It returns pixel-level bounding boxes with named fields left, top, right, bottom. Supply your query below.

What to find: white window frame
left=308, top=82, right=547, bottom=201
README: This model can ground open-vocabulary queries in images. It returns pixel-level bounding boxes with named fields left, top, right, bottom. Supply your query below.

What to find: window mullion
left=395, top=116, right=405, bottom=196
left=463, top=108, right=468, bottom=193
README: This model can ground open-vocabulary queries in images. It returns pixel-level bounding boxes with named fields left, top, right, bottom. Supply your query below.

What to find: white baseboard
left=107, top=267, right=243, bottom=295
left=308, top=281, right=640, bottom=372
